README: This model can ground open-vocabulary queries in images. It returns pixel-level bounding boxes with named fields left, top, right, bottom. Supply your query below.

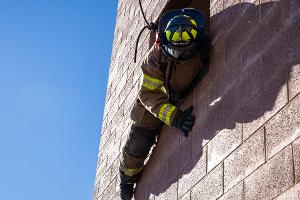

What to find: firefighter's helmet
left=158, top=8, right=206, bottom=61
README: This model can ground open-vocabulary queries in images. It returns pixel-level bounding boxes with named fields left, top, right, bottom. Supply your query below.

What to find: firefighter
left=119, top=8, right=210, bottom=200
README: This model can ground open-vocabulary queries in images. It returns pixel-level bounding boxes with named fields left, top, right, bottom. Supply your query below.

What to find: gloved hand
left=172, top=106, right=195, bottom=137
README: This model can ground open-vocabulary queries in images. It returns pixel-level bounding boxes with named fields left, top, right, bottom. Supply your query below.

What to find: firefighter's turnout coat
left=130, top=45, right=203, bottom=129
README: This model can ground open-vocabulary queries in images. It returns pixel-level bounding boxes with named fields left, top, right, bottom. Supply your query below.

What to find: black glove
left=172, top=106, right=195, bottom=137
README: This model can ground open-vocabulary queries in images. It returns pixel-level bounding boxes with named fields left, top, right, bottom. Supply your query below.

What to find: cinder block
left=274, top=182, right=300, bottom=200
left=115, top=71, right=128, bottom=97
left=260, top=12, right=299, bottom=88
left=240, top=33, right=262, bottom=72
left=139, top=128, right=179, bottom=187
left=132, top=62, right=142, bottom=85
left=210, top=0, right=223, bottom=17
left=113, top=179, right=121, bottom=200
left=192, top=118, right=210, bottom=150
left=220, top=51, right=242, bottom=95
left=224, top=128, right=265, bottom=192
left=110, top=155, right=121, bottom=182
left=193, top=88, right=208, bottom=127
left=223, top=0, right=240, bottom=10
left=178, top=146, right=207, bottom=198
left=105, top=89, right=117, bottom=114
left=244, top=145, right=294, bottom=200
left=207, top=123, right=242, bottom=172
left=119, top=124, right=131, bottom=153
left=113, top=64, right=125, bottom=90
left=281, top=0, right=300, bottom=24
left=240, top=0, right=258, bottom=3
left=263, top=73, right=288, bottom=116
left=235, top=61, right=262, bottom=111
left=242, top=5, right=286, bottom=73
left=205, top=102, right=224, bottom=141
left=105, top=136, right=118, bottom=171
left=167, top=149, right=181, bottom=183
left=180, top=86, right=194, bottom=112
left=210, top=35, right=225, bottom=69
left=218, top=181, right=243, bottom=200
left=224, top=4, right=259, bottom=64
left=118, top=74, right=133, bottom=107
left=99, top=127, right=111, bottom=153
left=105, top=177, right=117, bottom=200
left=242, top=71, right=288, bottom=141
left=149, top=194, right=155, bottom=200
left=208, top=78, right=220, bottom=107
left=265, top=94, right=300, bottom=159
left=176, top=136, right=193, bottom=173
left=134, top=182, right=149, bottom=200
left=99, top=170, right=112, bottom=196
left=123, top=82, right=139, bottom=114
left=259, top=0, right=280, bottom=22
left=114, top=118, right=127, bottom=143
left=210, top=0, right=218, bottom=7
left=107, top=101, right=119, bottom=125
left=155, top=181, right=178, bottom=200
left=111, top=107, right=125, bottom=133
left=289, top=65, right=300, bottom=100
left=222, top=85, right=239, bottom=127
left=211, top=2, right=249, bottom=40
left=191, top=163, right=223, bottom=200
left=293, top=137, right=300, bottom=184
left=136, top=156, right=156, bottom=185
left=151, top=164, right=170, bottom=197
left=107, top=69, right=115, bottom=86
left=261, top=43, right=292, bottom=90
left=260, top=0, right=279, bottom=4
left=153, top=127, right=180, bottom=171
left=95, top=162, right=106, bottom=184
left=107, top=141, right=121, bottom=173
left=235, top=74, right=253, bottom=112
left=247, top=63, right=262, bottom=97
left=180, top=191, right=191, bottom=200
left=134, top=174, right=151, bottom=199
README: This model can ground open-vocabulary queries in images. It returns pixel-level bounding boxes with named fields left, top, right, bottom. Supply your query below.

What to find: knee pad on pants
left=124, top=125, right=158, bottom=158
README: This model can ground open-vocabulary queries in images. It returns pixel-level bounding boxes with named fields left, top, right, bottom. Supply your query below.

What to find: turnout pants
left=119, top=99, right=163, bottom=184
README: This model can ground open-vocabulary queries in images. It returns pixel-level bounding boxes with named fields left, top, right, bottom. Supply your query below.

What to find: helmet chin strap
left=134, top=0, right=158, bottom=63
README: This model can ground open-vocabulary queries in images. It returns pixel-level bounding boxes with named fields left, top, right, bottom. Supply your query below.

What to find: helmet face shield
left=163, top=42, right=199, bottom=62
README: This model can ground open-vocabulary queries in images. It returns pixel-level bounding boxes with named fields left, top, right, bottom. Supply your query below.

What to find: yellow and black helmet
left=165, top=14, right=198, bottom=44
left=158, top=8, right=206, bottom=61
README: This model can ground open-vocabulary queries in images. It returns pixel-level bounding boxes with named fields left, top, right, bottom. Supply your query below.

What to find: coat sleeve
left=138, top=46, right=178, bottom=126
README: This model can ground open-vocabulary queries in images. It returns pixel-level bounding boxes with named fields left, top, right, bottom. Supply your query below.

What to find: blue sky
left=0, top=1, right=118, bottom=199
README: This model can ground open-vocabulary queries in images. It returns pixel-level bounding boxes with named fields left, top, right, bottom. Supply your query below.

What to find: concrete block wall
left=94, top=0, right=300, bottom=199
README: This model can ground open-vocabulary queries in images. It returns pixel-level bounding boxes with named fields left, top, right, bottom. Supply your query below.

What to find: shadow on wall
left=134, top=0, right=300, bottom=199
